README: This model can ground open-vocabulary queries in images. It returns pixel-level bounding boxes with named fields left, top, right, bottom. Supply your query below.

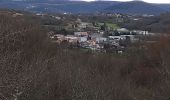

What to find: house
left=12, top=13, right=23, bottom=17
left=65, top=35, right=78, bottom=43
left=99, top=31, right=105, bottom=34
left=50, top=34, right=65, bottom=43
left=51, top=34, right=64, bottom=40
left=133, top=30, right=149, bottom=35
left=98, top=23, right=105, bottom=26
left=88, top=40, right=96, bottom=46
left=90, top=33, right=103, bottom=40
left=78, top=37, right=88, bottom=42
left=117, top=28, right=129, bottom=33
left=78, top=22, right=89, bottom=29
left=120, top=35, right=139, bottom=42
left=74, top=32, right=88, bottom=37
left=54, top=16, right=61, bottom=20
left=108, top=36, right=125, bottom=41
left=96, top=37, right=107, bottom=43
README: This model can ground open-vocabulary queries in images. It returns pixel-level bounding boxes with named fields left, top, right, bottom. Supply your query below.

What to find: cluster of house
left=51, top=32, right=105, bottom=50
left=50, top=28, right=151, bottom=52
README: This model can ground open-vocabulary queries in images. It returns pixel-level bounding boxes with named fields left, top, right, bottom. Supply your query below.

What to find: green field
left=106, top=23, right=119, bottom=29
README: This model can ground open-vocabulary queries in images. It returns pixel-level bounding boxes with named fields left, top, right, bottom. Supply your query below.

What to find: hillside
left=157, top=4, right=170, bottom=12
left=123, top=13, right=170, bottom=33
left=105, top=1, right=166, bottom=15
left=0, top=1, right=119, bottom=13
left=30, top=1, right=119, bottom=13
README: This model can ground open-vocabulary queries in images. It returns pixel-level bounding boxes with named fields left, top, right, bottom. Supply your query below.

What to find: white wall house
left=108, top=36, right=126, bottom=41
left=78, top=37, right=87, bottom=42
left=74, top=32, right=88, bottom=37
left=96, top=37, right=107, bottom=43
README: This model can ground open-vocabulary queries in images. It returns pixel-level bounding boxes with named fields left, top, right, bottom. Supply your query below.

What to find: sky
left=75, top=0, right=170, bottom=3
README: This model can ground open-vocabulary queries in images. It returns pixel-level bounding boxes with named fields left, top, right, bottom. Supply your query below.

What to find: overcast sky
left=74, top=0, right=170, bottom=3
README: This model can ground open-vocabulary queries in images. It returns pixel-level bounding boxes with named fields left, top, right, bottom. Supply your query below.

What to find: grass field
left=106, top=23, right=120, bottom=29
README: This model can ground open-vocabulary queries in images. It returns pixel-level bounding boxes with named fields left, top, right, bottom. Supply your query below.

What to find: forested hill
left=0, top=0, right=170, bottom=14
left=104, top=1, right=166, bottom=15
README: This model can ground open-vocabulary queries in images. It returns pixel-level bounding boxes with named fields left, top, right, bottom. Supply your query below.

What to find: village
left=49, top=17, right=153, bottom=53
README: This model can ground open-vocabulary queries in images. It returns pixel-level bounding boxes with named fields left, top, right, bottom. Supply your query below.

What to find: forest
left=124, top=13, right=170, bottom=33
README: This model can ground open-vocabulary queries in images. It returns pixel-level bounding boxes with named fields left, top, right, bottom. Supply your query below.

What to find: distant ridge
left=104, top=1, right=166, bottom=15
left=0, top=0, right=170, bottom=14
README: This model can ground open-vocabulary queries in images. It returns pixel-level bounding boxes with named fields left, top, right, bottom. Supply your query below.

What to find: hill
left=105, top=1, right=166, bottom=15
left=157, top=4, right=170, bottom=12
left=0, top=1, right=119, bottom=13
left=0, top=1, right=169, bottom=15
left=123, top=12, right=170, bottom=33
left=29, top=1, right=119, bottom=13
